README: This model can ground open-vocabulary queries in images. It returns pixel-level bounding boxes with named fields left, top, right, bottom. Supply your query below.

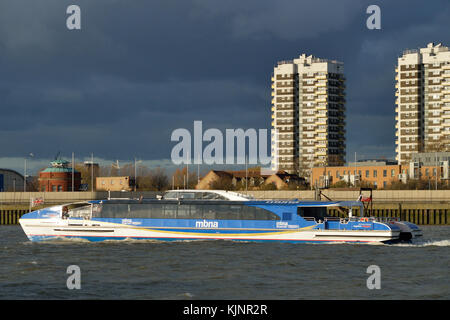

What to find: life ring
left=360, top=217, right=369, bottom=222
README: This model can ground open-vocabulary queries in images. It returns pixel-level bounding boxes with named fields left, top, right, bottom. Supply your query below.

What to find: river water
left=0, top=225, right=448, bottom=300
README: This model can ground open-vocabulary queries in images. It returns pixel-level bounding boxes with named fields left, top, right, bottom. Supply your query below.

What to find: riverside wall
left=0, top=190, right=449, bottom=225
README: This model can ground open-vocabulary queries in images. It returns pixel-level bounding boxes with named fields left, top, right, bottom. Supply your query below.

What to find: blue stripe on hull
left=28, top=234, right=382, bottom=244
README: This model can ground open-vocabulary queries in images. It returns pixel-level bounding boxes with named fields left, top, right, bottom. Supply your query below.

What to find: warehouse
left=0, top=169, right=25, bottom=192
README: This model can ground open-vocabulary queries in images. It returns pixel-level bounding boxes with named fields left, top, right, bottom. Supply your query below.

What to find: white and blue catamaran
left=19, top=190, right=421, bottom=244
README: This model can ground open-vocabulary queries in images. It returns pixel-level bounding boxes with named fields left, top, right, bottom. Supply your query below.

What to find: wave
left=391, top=239, right=450, bottom=247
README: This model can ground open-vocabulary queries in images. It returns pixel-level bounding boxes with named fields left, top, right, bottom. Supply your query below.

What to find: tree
left=209, top=176, right=235, bottom=190
left=74, top=163, right=98, bottom=191
left=171, top=167, right=198, bottom=189
left=259, top=182, right=277, bottom=190
left=330, top=180, right=349, bottom=188
left=149, top=167, right=169, bottom=191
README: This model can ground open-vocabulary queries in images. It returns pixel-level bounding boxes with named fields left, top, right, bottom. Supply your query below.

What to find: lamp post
left=72, top=152, right=74, bottom=192
left=134, top=158, right=142, bottom=192
left=24, top=153, right=34, bottom=192
left=435, top=152, right=438, bottom=190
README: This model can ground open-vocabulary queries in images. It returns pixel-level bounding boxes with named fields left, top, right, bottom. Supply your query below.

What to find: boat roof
left=163, top=189, right=254, bottom=201
left=85, top=198, right=363, bottom=209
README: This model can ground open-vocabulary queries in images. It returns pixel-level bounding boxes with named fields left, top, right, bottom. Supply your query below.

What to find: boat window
left=253, top=206, right=280, bottom=220
left=190, top=204, right=203, bottom=219
left=202, top=192, right=227, bottom=200
left=68, top=203, right=92, bottom=218
left=297, top=207, right=328, bottom=219
left=203, top=205, right=217, bottom=219
left=177, top=204, right=191, bottom=218
left=179, top=193, right=195, bottom=199
left=164, top=204, right=177, bottom=219
left=96, top=204, right=129, bottom=218
left=94, top=203, right=280, bottom=220
left=163, top=192, right=179, bottom=199
left=215, top=205, right=241, bottom=220
left=241, top=206, right=256, bottom=220
left=128, top=204, right=147, bottom=218
left=148, top=204, right=164, bottom=219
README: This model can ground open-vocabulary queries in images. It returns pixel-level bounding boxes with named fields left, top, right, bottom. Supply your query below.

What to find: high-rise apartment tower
left=395, top=43, right=450, bottom=163
left=271, top=54, right=346, bottom=174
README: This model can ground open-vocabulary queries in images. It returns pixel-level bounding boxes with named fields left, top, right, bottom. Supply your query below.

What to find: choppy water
left=0, top=225, right=448, bottom=299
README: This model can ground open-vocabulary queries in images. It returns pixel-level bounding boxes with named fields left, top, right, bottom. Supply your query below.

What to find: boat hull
left=20, top=219, right=400, bottom=244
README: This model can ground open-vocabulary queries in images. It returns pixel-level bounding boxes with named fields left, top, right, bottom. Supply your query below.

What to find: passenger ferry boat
left=19, top=190, right=422, bottom=244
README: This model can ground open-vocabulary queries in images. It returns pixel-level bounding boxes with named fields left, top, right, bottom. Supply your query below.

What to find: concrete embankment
left=1, top=202, right=448, bottom=225
left=327, top=203, right=449, bottom=225
left=0, top=190, right=449, bottom=225
left=0, top=205, right=30, bottom=225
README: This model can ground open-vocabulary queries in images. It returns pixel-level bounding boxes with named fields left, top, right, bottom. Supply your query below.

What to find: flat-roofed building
left=312, top=155, right=450, bottom=189
left=96, top=176, right=135, bottom=191
left=311, top=160, right=402, bottom=189
left=408, top=152, right=450, bottom=180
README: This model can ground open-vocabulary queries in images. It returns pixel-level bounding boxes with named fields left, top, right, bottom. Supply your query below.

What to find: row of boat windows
left=163, top=192, right=229, bottom=200
left=93, top=204, right=281, bottom=221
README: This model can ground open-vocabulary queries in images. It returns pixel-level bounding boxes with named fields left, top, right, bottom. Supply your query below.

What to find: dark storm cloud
left=1, top=0, right=450, bottom=173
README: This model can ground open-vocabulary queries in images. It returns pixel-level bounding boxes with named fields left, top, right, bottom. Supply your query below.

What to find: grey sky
left=1, top=0, right=449, bottom=174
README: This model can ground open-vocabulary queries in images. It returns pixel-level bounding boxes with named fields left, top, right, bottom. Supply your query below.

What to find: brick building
left=311, top=157, right=450, bottom=189
left=311, top=160, right=401, bottom=189
left=38, top=159, right=81, bottom=192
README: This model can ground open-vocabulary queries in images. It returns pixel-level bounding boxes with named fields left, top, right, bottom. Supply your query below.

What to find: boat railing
left=371, top=216, right=400, bottom=223
left=305, top=216, right=341, bottom=223
left=344, top=216, right=400, bottom=223
left=324, top=217, right=341, bottom=221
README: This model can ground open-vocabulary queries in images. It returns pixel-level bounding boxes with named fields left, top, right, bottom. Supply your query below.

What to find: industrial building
left=0, top=169, right=25, bottom=192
